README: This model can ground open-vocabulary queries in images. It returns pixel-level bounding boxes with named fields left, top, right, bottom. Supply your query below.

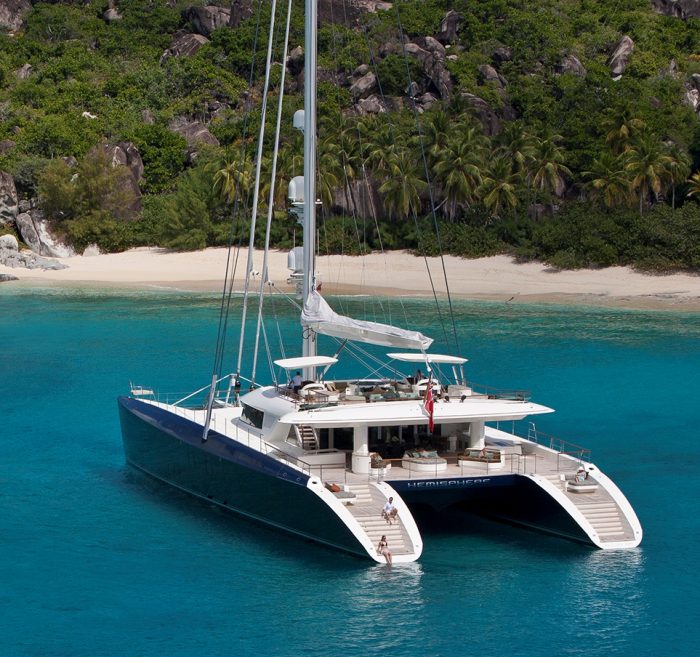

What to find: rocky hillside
left=1, top=1, right=699, bottom=270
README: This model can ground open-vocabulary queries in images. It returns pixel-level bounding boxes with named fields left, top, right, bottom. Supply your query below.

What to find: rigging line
left=357, top=20, right=416, bottom=332
left=210, top=0, right=266, bottom=382
left=269, top=288, right=287, bottom=360
left=236, top=0, right=281, bottom=377
left=252, top=0, right=293, bottom=387
left=394, top=2, right=461, bottom=355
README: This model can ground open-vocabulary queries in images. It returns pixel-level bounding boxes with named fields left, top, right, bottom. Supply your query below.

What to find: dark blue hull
left=117, top=397, right=366, bottom=557
left=388, top=474, right=591, bottom=545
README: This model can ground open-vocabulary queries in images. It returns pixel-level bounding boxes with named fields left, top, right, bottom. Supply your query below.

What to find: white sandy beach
left=2, top=247, right=700, bottom=310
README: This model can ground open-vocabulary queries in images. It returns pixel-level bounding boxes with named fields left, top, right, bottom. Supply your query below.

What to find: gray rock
left=169, top=117, right=220, bottom=148
left=417, top=92, right=438, bottom=111
left=105, top=142, right=145, bottom=184
left=229, top=0, right=254, bottom=28
left=103, top=8, right=122, bottom=22
left=287, top=46, right=304, bottom=76
left=404, top=42, right=452, bottom=99
left=461, top=93, right=500, bottom=136
left=436, top=9, right=463, bottom=45
left=492, top=47, right=512, bottom=65
left=15, top=62, right=31, bottom=79
left=15, top=211, right=75, bottom=258
left=608, top=35, right=634, bottom=78
left=0, top=140, right=16, bottom=155
left=0, top=273, right=19, bottom=282
left=349, top=71, right=377, bottom=99
left=478, top=64, right=507, bottom=88
left=160, top=32, right=210, bottom=63
left=185, top=5, right=232, bottom=37
left=82, top=244, right=102, bottom=257
left=417, top=36, right=446, bottom=59
left=141, top=109, right=155, bottom=125
left=0, top=233, right=18, bottom=250
left=0, top=0, right=32, bottom=32
left=356, top=95, right=386, bottom=114
left=0, top=247, right=69, bottom=270
left=554, top=54, right=587, bottom=78
left=651, top=0, right=700, bottom=20
left=0, top=171, right=18, bottom=226
left=353, top=63, right=370, bottom=78
left=690, top=73, right=700, bottom=91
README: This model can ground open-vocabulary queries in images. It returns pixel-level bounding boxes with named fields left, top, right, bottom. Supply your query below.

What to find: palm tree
left=601, top=110, right=646, bottom=155
left=419, top=110, right=452, bottom=169
left=378, top=149, right=427, bottom=221
left=665, top=143, right=692, bottom=210
left=494, top=121, right=537, bottom=177
left=316, top=136, right=342, bottom=217
left=686, top=171, right=700, bottom=199
left=530, top=134, right=572, bottom=209
left=432, top=125, right=488, bottom=220
left=214, top=152, right=254, bottom=205
left=624, top=131, right=674, bottom=215
left=479, top=154, right=520, bottom=219
left=583, top=151, right=633, bottom=209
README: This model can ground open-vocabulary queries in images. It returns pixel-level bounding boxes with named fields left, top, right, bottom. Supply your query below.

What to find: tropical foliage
left=0, top=0, right=699, bottom=271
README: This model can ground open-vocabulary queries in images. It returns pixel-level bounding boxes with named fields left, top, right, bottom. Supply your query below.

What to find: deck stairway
left=344, top=483, right=414, bottom=557
left=540, top=474, right=636, bottom=546
left=295, top=424, right=319, bottom=450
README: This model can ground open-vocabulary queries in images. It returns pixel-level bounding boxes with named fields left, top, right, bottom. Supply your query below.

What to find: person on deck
left=291, top=371, right=303, bottom=394
left=382, top=497, right=398, bottom=524
left=377, top=535, right=392, bottom=564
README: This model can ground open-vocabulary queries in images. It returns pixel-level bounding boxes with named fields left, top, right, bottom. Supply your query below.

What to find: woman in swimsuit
left=377, top=535, right=392, bottom=564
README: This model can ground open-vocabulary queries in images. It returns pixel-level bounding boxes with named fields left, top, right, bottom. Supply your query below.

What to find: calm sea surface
left=1, top=288, right=699, bottom=657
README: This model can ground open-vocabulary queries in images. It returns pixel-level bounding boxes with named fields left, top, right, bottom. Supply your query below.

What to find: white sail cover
left=301, top=291, right=433, bottom=350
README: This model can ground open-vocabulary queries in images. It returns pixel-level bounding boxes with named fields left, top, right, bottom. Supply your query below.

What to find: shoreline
left=2, top=247, right=700, bottom=311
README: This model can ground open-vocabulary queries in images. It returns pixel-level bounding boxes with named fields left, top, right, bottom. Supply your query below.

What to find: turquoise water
left=1, top=288, right=699, bottom=656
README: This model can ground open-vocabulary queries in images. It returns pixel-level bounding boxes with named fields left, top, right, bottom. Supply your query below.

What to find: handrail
left=527, top=422, right=591, bottom=462
left=469, top=381, right=531, bottom=401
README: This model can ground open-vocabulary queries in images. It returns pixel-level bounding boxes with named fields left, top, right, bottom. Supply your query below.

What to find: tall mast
left=302, top=0, right=317, bottom=372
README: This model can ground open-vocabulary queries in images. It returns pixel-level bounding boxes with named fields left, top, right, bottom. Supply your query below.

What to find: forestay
left=301, top=291, right=433, bottom=350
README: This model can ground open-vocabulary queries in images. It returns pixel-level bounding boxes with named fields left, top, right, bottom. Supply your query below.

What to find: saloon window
left=241, top=404, right=264, bottom=429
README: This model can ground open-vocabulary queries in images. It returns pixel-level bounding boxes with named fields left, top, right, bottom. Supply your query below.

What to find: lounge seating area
left=458, top=448, right=505, bottom=470
left=401, top=449, right=448, bottom=472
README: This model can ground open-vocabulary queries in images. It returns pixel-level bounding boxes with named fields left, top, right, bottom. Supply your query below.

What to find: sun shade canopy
left=386, top=353, right=468, bottom=365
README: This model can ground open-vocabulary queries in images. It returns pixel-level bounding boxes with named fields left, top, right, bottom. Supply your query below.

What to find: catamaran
left=118, top=0, right=642, bottom=562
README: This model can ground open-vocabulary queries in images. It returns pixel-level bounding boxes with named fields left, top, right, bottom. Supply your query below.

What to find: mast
left=302, top=0, right=318, bottom=377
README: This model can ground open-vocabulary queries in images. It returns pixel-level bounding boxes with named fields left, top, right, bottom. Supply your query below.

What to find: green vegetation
left=0, top=1, right=699, bottom=271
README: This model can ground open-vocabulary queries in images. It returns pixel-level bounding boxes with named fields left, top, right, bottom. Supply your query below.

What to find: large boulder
left=651, top=0, right=700, bottom=19
left=355, top=94, right=387, bottom=115
left=103, top=142, right=144, bottom=214
left=349, top=71, right=377, bottom=99
left=0, top=0, right=32, bottom=32
left=185, top=5, right=232, bottom=37
left=104, top=142, right=145, bottom=184
left=160, top=32, right=210, bottom=63
left=229, top=0, right=254, bottom=28
left=0, top=171, right=18, bottom=226
left=478, top=64, right=507, bottom=88
left=287, top=45, right=304, bottom=76
left=554, top=54, right=587, bottom=78
left=461, top=93, right=501, bottom=136
left=403, top=41, right=452, bottom=99
left=169, top=117, right=220, bottom=148
left=0, top=233, right=18, bottom=251
left=436, top=10, right=463, bottom=45
left=608, top=36, right=634, bottom=79
left=15, top=210, right=75, bottom=258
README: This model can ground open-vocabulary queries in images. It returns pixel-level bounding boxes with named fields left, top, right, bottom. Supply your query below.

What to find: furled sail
left=301, top=290, right=433, bottom=350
